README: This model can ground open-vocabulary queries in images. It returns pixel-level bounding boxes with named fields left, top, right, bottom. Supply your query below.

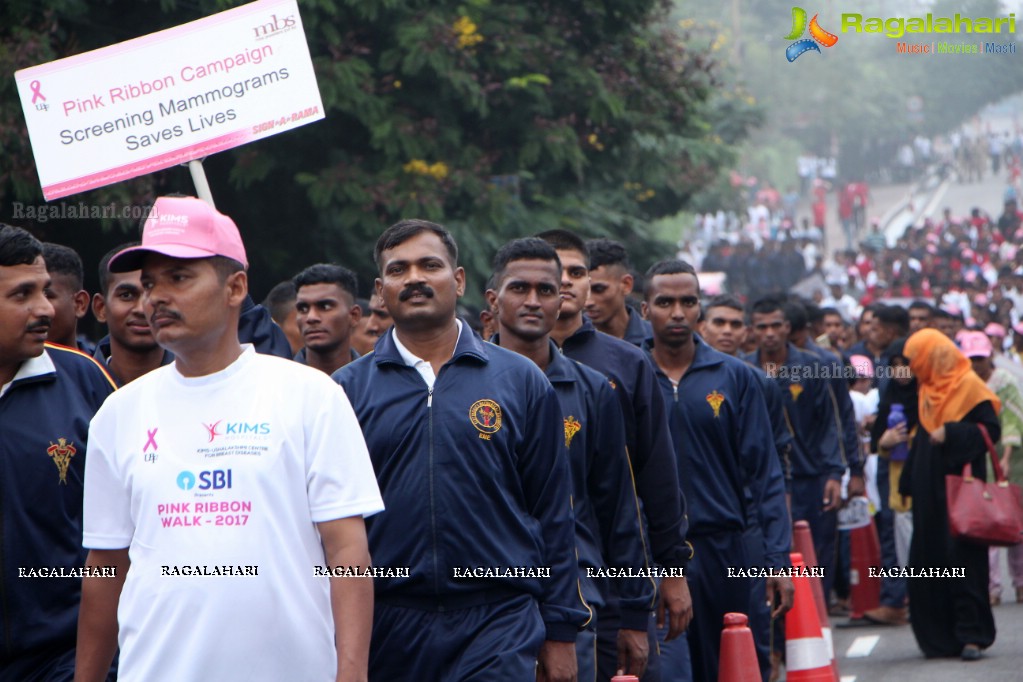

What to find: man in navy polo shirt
left=487, top=238, right=656, bottom=680
left=0, top=224, right=116, bottom=681
left=335, top=220, right=587, bottom=681
left=642, top=260, right=791, bottom=682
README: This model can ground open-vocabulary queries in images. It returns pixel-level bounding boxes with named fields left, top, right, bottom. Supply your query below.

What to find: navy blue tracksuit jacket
left=623, top=306, right=653, bottom=347
left=541, top=341, right=655, bottom=631
left=805, top=340, right=863, bottom=477
left=560, top=318, right=690, bottom=569
left=745, top=344, right=844, bottom=481
left=334, top=325, right=588, bottom=641
left=649, top=337, right=790, bottom=682
left=650, top=338, right=790, bottom=566
left=0, top=345, right=115, bottom=677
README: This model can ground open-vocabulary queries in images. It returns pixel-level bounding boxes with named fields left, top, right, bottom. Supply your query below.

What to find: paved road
left=783, top=162, right=1023, bottom=680
left=826, top=595, right=1023, bottom=681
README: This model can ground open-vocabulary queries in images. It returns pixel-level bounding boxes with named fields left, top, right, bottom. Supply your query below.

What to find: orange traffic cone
left=849, top=516, right=882, bottom=619
left=786, top=553, right=836, bottom=682
left=718, top=613, right=761, bottom=682
left=792, top=520, right=839, bottom=676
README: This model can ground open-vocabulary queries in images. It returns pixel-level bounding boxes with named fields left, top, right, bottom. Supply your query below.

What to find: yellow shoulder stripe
left=45, top=343, right=118, bottom=390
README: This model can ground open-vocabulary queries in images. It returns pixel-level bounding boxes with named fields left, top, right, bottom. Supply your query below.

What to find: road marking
left=846, top=634, right=880, bottom=658
left=840, top=676, right=857, bottom=682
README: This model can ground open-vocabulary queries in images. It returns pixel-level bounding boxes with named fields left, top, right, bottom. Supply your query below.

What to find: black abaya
left=900, top=400, right=1001, bottom=658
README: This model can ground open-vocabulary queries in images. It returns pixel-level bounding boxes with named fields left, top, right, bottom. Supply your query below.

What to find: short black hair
left=0, top=224, right=43, bottom=268
left=535, top=229, right=589, bottom=267
left=98, top=241, right=140, bottom=295
left=375, top=219, right=458, bottom=271
left=908, top=300, right=934, bottom=315
left=802, top=299, right=823, bottom=325
left=782, top=299, right=809, bottom=332
left=42, top=242, right=84, bottom=290
left=875, top=304, right=910, bottom=336
left=643, top=259, right=699, bottom=300
left=262, top=280, right=296, bottom=324
left=292, top=263, right=359, bottom=300
left=586, top=238, right=631, bottom=271
left=751, top=295, right=786, bottom=317
left=490, top=238, right=561, bottom=288
left=209, top=256, right=245, bottom=283
left=860, top=303, right=883, bottom=321
left=704, top=293, right=744, bottom=314
left=819, top=306, right=843, bottom=319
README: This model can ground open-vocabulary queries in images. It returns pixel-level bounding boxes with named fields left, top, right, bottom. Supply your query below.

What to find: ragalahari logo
left=785, top=7, right=839, bottom=62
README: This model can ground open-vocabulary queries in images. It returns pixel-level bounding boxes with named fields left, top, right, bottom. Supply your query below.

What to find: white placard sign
left=15, top=0, right=324, bottom=200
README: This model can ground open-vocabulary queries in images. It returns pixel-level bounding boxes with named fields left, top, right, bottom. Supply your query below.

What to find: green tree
left=2, top=0, right=752, bottom=305
left=671, top=0, right=1023, bottom=185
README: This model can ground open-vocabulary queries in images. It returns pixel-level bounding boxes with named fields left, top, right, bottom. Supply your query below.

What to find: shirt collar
left=392, top=319, right=463, bottom=368
left=0, top=349, right=56, bottom=399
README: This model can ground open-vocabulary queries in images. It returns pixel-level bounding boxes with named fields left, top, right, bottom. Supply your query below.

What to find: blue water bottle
left=887, top=403, right=909, bottom=461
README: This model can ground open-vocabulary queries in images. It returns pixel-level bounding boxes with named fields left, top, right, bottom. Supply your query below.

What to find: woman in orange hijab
left=901, top=329, right=1001, bottom=661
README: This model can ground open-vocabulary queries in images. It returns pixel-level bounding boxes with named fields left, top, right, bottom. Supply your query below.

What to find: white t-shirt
left=84, top=346, right=384, bottom=682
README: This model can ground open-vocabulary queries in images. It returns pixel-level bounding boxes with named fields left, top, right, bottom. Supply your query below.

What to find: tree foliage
left=1, top=0, right=752, bottom=302
left=672, top=0, right=1023, bottom=185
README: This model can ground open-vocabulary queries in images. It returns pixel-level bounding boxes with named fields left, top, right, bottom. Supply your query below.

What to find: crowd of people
left=3, top=189, right=1020, bottom=682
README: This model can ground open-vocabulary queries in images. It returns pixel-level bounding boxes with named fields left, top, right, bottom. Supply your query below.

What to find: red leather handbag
left=945, top=424, right=1023, bottom=546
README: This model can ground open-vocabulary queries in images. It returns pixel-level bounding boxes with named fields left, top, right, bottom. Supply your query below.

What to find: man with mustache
left=91, top=242, right=172, bottom=386
left=75, top=196, right=382, bottom=682
left=334, top=220, right=587, bottom=681
left=642, top=260, right=791, bottom=682
left=0, top=224, right=116, bottom=680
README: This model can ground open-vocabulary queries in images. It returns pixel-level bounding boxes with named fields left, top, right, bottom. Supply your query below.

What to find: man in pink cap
left=960, top=330, right=1023, bottom=606
left=75, top=196, right=384, bottom=682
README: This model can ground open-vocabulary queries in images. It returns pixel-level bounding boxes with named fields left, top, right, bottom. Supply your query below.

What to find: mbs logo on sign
left=784, top=7, right=839, bottom=62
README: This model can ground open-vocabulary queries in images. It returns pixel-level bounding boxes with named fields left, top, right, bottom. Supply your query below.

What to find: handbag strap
left=977, top=423, right=1008, bottom=483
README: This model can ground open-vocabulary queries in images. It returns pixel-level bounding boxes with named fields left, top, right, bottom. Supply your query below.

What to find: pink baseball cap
left=849, top=354, right=874, bottom=378
left=960, top=331, right=992, bottom=359
left=1014, top=322, right=1023, bottom=336
left=109, top=196, right=248, bottom=272
left=985, top=323, right=1007, bottom=338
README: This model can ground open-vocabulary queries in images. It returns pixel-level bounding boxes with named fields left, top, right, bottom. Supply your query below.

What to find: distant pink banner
left=42, top=130, right=251, bottom=200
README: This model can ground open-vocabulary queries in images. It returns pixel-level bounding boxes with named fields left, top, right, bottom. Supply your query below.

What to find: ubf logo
left=177, top=469, right=233, bottom=491
left=784, top=7, right=838, bottom=62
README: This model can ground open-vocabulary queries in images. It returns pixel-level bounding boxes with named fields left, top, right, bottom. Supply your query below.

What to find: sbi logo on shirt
left=176, top=469, right=233, bottom=490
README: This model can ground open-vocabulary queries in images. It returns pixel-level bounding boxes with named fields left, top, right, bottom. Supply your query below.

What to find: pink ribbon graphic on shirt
left=143, top=428, right=158, bottom=453
left=30, top=80, right=46, bottom=104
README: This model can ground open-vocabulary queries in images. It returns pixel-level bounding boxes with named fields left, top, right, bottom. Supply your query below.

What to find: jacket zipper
left=427, top=385, right=439, bottom=596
